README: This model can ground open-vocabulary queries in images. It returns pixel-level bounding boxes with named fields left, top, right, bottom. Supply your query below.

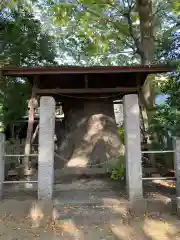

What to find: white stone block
left=38, top=97, right=55, bottom=200
left=123, top=94, right=143, bottom=202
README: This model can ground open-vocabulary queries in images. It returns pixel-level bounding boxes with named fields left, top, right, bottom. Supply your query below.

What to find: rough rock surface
left=55, top=100, right=124, bottom=169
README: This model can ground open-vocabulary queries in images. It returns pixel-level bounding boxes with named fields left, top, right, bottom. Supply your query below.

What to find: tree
left=0, top=3, right=56, bottom=127
left=151, top=0, right=180, bottom=141
left=154, top=34, right=180, bottom=139
left=0, top=2, right=57, bottom=175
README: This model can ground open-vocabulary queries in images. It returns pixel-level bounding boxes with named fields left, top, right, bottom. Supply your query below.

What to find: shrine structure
left=1, top=65, right=171, bottom=204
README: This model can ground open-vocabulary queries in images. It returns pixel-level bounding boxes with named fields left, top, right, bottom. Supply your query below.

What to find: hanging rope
left=54, top=151, right=120, bottom=168
left=56, top=93, right=123, bottom=100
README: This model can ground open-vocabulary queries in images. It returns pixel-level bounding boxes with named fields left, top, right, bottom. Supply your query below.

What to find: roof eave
left=0, top=64, right=171, bottom=77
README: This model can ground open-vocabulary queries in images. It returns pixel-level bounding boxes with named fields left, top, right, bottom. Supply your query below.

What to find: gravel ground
left=0, top=204, right=180, bottom=240
left=0, top=176, right=178, bottom=239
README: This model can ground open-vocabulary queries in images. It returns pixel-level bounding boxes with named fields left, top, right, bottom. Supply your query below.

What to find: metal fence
left=141, top=150, right=175, bottom=181
left=0, top=135, right=180, bottom=207
left=2, top=143, right=177, bottom=182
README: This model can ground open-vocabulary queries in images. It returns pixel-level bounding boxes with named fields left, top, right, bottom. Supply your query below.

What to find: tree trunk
left=136, top=0, right=154, bottom=64
left=23, top=78, right=39, bottom=176
left=56, top=100, right=123, bottom=169
left=23, top=98, right=35, bottom=175
left=31, top=124, right=39, bottom=144
left=136, top=0, right=156, bottom=167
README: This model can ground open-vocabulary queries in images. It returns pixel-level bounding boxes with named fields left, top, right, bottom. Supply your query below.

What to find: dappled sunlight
left=143, top=217, right=178, bottom=240
left=55, top=218, right=84, bottom=239
left=129, top=104, right=139, bottom=115
left=24, top=182, right=35, bottom=189
left=0, top=199, right=180, bottom=239
left=152, top=179, right=176, bottom=189
left=102, top=198, right=128, bottom=209
left=29, top=202, right=44, bottom=228
left=66, top=157, right=88, bottom=167
left=110, top=215, right=180, bottom=240
left=111, top=222, right=134, bottom=239
left=84, top=114, right=105, bottom=140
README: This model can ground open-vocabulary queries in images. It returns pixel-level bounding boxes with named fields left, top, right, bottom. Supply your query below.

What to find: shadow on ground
left=0, top=175, right=178, bottom=239
left=0, top=198, right=179, bottom=239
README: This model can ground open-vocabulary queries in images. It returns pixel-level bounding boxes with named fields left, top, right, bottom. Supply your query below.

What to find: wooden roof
left=1, top=64, right=170, bottom=76
left=0, top=64, right=171, bottom=100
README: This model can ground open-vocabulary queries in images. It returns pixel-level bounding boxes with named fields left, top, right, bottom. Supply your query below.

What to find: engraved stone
left=38, top=97, right=55, bottom=200
left=123, top=94, right=143, bottom=202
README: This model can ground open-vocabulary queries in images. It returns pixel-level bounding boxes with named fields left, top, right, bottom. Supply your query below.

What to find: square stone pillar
left=123, top=94, right=143, bottom=203
left=38, top=97, right=55, bottom=200
left=0, top=133, right=5, bottom=199
left=174, top=139, right=180, bottom=216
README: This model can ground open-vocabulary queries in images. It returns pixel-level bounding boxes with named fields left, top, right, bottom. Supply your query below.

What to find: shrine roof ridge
left=0, top=64, right=171, bottom=77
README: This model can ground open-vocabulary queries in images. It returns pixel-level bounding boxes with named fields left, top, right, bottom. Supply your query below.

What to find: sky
left=156, top=94, right=167, bottom=105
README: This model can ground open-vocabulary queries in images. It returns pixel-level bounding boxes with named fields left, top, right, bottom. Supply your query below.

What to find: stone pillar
left=174, top=139, right=180, bottom=216
left=123, top=94, right=143, bottom=202
left=0, top=133, right=5, bottom=199
left=38, top=97, right=55, bottom=200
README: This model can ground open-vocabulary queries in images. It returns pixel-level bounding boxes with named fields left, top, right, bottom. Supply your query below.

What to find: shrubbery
left=106, top=127, right=125, bottom=180
left=106, top=156, right=125, bottom=180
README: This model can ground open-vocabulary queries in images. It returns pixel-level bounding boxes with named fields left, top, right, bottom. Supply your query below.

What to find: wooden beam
left=35, top=87, right=137, bottom=94
left=84, top=75, right=88, bottom=88
left=23, top=76, right=39, bottom=175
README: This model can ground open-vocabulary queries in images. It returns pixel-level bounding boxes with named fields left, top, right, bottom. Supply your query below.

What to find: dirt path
left=0, top=204, right=180, bottom=240
left=0, top=176, right=179, bottom=239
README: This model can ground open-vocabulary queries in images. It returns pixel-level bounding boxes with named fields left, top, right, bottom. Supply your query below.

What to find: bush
left=118, top=127, right=124, bottom=144
left=106, top=127, right=125, bottom=180
left=106, top=156, right=125, bottom=180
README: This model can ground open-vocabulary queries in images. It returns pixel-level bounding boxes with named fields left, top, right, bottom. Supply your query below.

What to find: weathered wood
left=35, top=87, right=137, bottom=94
left=23, top=76, right=39, bottom=176
left=31, top=124, right=39, bottom=144
left=1, top=65, right=170, bottom=76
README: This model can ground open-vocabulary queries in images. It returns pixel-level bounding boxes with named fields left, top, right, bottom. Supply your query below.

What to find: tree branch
left=123, top=7, right=143, bottom=57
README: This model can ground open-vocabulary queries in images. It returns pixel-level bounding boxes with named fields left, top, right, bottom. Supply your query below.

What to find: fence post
left=0, top=133, right=5, bottom=199
left=174, top=138, right=180, bottom=216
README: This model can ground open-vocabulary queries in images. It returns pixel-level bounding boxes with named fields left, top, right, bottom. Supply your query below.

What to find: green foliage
left=48, top=0, right=141, bottom=64
left=47, top=0, right=178, bottom=65
left=0, top=2, right=57, bottom=132
left=0, top=6, right=56, bottom=66
left=1, top=78, right=31, bottom=127
left=118, top=127, right=124, bottom=144
left=0, top=0, right=179, bottom=145
left=106, top=156, right=125, bottom=180
left=110, top=160, right=125, bottom=180
left=106, top=128, right=125, bottom=180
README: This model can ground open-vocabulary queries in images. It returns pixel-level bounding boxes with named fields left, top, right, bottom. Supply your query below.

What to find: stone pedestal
left=38, top=97, right=55, bottom=200
left=123, top=94, right=143, bottom=202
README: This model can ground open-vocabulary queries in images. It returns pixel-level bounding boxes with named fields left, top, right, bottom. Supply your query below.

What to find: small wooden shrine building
left=1, top=64, right=170, bottom=203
